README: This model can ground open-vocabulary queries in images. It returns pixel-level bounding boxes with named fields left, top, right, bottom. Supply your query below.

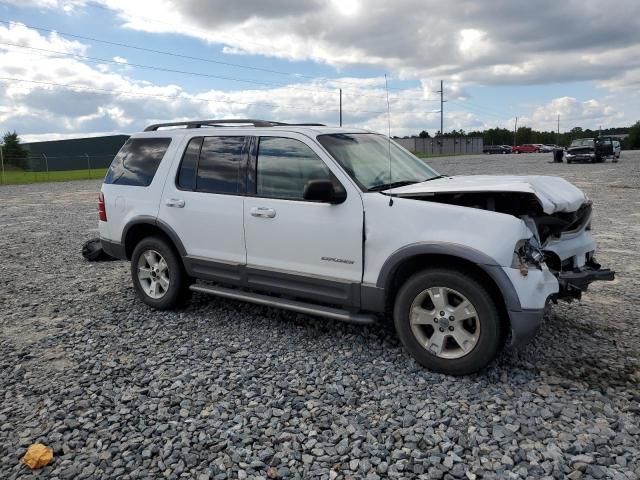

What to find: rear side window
left=195, top=136, right=246, bottom=194
left=104, top=137, right=171, bottom=186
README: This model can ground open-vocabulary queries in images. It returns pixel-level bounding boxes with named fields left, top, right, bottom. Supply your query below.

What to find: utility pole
left=339, top=88, right=342, bottom=127
left=85, top=153, right=92, bottom=179
left=513, top=116, right=518, bottom=147
left=436, top=80, right=446, bottom=154
left=0, top=144, right=5, bottom=185
left=43, top=153, right=49, bottom=181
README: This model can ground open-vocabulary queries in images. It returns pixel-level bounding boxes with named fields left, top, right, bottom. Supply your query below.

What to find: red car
left=512, top=144, right=539, bottom=153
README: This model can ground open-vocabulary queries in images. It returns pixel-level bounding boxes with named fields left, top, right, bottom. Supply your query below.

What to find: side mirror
left=303, top=179, right=346, bottom=204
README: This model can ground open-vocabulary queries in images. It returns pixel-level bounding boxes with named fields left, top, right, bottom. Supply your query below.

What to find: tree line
left=1, top=131, right=30, bottom=169
left=411, top=122, right=640, bottom=149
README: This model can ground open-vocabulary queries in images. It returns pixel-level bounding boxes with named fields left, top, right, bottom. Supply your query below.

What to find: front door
left=243, top=134, right=364, bottom=306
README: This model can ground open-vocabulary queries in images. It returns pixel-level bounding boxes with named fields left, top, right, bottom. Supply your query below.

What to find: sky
left=0, top=0, right=639, bottom=142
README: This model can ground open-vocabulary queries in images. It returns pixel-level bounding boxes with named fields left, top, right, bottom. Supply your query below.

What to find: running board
left=189, top=284, right=376, bottom=325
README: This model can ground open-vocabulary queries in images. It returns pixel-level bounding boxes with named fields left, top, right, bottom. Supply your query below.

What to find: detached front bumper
left=557, top=260, right=615, bottom=300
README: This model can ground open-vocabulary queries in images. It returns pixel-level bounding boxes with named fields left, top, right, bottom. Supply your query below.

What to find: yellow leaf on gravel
left=21, top=443, right=53, bottom=469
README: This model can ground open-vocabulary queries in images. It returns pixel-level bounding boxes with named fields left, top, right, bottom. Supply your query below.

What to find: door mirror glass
left=303, top=179, right=346, bottom=204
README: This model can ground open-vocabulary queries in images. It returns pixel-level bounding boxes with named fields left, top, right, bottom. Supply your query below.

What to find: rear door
left=158, top=135, right=248, bottom=280
left=243, top=134, right=364, bottom=306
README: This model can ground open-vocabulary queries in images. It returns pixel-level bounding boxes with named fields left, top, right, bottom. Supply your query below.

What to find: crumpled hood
left=384, top=175, right=588, bottom=214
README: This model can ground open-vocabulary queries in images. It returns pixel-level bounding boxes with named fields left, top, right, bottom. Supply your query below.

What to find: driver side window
left=256, top=137, right=333, bottom=200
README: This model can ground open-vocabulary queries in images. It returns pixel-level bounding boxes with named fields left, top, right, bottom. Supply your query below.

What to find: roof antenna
left=384, top=73, right=393, bottom=206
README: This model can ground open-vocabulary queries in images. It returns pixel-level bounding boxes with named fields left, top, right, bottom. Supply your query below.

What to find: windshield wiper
left=421, top=174, right=448, bottom=182
left=367, top=180, right=418, bottom=192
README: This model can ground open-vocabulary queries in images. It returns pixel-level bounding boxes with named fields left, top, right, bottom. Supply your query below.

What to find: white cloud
left=1, top=3, right=638, bottom=141
left=0, top=22, right=87, bottom=56
left=518, top=96, right=622, bottom=131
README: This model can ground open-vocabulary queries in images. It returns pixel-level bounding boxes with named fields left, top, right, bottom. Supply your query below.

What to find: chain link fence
left=0, top=149, right=117, bottom=185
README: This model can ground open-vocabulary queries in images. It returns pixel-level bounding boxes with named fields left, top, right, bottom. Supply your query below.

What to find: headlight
left=589, top=153, right=596, bottom=157
left=512, top=238, right=544, bottom=276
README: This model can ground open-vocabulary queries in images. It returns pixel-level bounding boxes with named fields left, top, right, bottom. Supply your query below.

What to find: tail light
left=98, top=192, right=107, bottom=222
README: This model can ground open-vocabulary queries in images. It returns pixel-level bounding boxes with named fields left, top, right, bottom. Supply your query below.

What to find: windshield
left=317, top=133, right=439, bottom=191
left=570, top=139, right=595, bottom=148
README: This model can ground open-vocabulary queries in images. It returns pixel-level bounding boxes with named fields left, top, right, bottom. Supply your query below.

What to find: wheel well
left=124, top=223, right=175, bottom=259
left=385, top=254, right=510, bottom=329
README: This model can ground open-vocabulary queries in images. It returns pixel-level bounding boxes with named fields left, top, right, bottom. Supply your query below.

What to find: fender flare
left=121, top=216, right=187, bottom=257
left=375, top=242, right=522, bottom=311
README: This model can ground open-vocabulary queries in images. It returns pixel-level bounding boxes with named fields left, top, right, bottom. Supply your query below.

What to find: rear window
left=104, top=137, right=171, bottom=186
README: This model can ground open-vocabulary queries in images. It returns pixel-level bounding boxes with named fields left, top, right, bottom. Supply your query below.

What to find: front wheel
left=393, top=269, right=503, bottom=375
left=131, top=236, right=190, bottom=309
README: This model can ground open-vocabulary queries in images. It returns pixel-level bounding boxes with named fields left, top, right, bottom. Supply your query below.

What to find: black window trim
left=174, top=134, right=249, bottom=196
left=174, top=136, right=203, bottom=192
left=247, top=135, right=347, bottom=203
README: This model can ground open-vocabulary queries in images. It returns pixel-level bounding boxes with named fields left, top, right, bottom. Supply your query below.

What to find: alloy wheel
left=409, top=286, right=480, bottom=359
left=137, top=249, right=170, bottom=299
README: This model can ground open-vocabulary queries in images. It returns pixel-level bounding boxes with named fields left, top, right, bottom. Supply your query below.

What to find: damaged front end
left=528, top=202, right=615, bottom=300
left=389, top=185, right=615, bottom=302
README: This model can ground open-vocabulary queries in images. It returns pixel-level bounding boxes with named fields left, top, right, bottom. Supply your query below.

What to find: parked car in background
left=539, top=144, right=559, bottom=153
left=565, top=137, right=616, bottom=163
left=500, top=145, right=513, bottom=153
left=512, top=144, right=539, bottom=153
left=482, top=145, right=510, bottom=154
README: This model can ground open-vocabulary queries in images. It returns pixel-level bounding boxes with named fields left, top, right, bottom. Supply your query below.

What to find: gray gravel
left=1, top=152, right=639, bottom=479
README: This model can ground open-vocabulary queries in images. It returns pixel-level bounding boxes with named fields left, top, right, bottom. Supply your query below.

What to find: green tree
left=418, top=130, right=430, bottom=138
left=516, top=126, right=533, bottom=144
left=2, top=131, right=29, bottom=169
left=626, top=121, right=640, bottom=149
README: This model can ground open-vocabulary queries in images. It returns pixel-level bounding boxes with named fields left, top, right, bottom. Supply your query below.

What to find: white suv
left=98, top=119, right=614, bottom=375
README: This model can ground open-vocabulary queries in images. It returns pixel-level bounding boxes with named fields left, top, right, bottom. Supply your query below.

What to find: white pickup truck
left=98, top=119, right=614, bottom=375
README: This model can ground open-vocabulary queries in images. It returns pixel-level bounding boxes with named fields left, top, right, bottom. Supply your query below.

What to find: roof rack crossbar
left=144, top=119, right=326, bottom=131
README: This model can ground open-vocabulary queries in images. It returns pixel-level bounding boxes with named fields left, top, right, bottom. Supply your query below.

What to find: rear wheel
left=393, top=269, right=502, bottom=375
left=131, top=236, right=190, bottom=309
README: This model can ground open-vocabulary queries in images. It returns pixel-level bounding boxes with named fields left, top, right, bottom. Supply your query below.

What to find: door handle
left=250, top=207, right=276, bottom=218
left=165, top=198, right=185, bottom=208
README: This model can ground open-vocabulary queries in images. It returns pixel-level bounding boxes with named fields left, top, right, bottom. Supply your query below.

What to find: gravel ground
left=1, top=152, right=639, bottom=480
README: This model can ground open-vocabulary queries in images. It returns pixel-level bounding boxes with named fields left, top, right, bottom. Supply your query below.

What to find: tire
left=131, top=236, right=190, bottom=310
left=393, top=269, right=502, bottom=375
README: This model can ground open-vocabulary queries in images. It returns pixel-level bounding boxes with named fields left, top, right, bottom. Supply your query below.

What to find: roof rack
left=143, top=119, right=326, bottom=131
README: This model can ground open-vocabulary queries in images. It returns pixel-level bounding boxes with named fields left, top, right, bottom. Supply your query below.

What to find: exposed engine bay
left=406, top=191, right=591, bottom=244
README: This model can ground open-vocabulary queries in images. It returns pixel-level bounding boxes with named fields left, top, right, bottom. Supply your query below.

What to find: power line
left=0, top=40, right=440, bottom=109
left=454, top=95, right=517, bottom=118
left=447, top=100, right=513, bottom=121
left=0, top=19, right=314, bottom=81
left=0, top=76, right=389, bottom=114
left=1, top=41, right=397, bottom=102
left=0, top=15, right=388, bottom=93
